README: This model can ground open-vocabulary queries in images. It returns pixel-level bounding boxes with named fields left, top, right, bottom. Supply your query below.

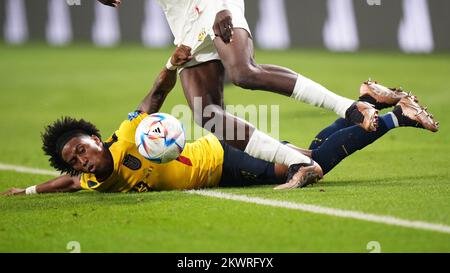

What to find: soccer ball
left=135, top=113, right=185, bottom=163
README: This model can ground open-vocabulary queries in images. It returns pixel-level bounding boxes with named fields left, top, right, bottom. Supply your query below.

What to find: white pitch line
left=1, top=162, right=449, bottom=235
left=0, top=163, right=59, bottom=176
left=187, top=190, right=450, bottom=235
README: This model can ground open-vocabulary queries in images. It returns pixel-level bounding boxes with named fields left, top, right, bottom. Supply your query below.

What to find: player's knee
left=228, top=65, right=259, bottom=90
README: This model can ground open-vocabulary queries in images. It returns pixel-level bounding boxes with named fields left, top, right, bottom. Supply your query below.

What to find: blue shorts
left=219, top=141, right=279, bottom=187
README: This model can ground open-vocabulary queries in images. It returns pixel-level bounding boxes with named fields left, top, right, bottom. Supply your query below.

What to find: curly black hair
left=41, top=117, right=101, bottom=176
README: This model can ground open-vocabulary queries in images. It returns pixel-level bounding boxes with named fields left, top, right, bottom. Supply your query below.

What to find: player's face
left=61, top=135, right=108, bottom=174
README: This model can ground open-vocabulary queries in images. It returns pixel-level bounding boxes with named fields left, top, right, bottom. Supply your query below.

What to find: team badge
left=87, top=180, right=99, bottom=188
left=198, top=28, right=207, bottom=42
left=123, top=154, right=142, bottom=170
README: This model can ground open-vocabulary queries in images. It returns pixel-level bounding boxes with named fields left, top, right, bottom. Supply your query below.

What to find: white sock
left=244, top=129, right=311, bottom=166
left=291, top=73, right=355, bottom=118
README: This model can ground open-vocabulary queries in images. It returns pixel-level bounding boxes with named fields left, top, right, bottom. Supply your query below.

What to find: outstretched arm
left=137, top=45, right=193, bottom=114
left=1, top=175, right=82, bottom=196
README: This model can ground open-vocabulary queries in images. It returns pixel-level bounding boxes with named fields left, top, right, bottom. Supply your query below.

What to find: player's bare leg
left=179, top=61, right=322, bottom=187
left=213, top=28, right=378, bottom=132
left=179, top=61, right=250, bottom=150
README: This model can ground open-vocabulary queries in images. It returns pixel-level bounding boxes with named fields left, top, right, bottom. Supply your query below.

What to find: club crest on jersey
left=123, top=154, right=142, bottom=170
left=198, top=28, right=207, bottom=42
left=87, top=180, right=99, bottom=188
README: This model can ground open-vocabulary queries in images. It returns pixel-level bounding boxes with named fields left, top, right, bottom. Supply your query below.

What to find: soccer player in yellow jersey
left=2, top=46, right=438, bottom=195
left=69, top=112, right=239, bottom=192
left=28, top=112, right=282, bottom=193
left=1, top=45, right=291, bottom=195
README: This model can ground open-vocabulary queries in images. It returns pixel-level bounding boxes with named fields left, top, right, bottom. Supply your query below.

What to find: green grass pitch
left=0, top=44, right=449, bottom=252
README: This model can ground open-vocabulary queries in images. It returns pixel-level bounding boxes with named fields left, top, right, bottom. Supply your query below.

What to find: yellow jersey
left=80, top=112, right=224, bottom=192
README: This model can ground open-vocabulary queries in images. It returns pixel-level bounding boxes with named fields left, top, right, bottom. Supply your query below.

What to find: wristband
left=25, top=185, right=37, bottom=195
left=165, top=58, right=178, bottom=71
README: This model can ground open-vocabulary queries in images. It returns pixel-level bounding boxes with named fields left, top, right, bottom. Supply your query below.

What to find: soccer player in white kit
left=96, top=0, right=379, bottom=188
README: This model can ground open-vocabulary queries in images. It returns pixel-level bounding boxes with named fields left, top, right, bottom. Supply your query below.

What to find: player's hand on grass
left=171, top=45, right=193, bottom=66
left=97, top=0, right=122, bottom=8
left=214, top=10, right=234, bottom=44
left=1, top=188, right=25, bottom=196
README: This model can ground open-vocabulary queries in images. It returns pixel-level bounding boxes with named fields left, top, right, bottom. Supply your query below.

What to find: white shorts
left=178, top=0, right=251, bottom=71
